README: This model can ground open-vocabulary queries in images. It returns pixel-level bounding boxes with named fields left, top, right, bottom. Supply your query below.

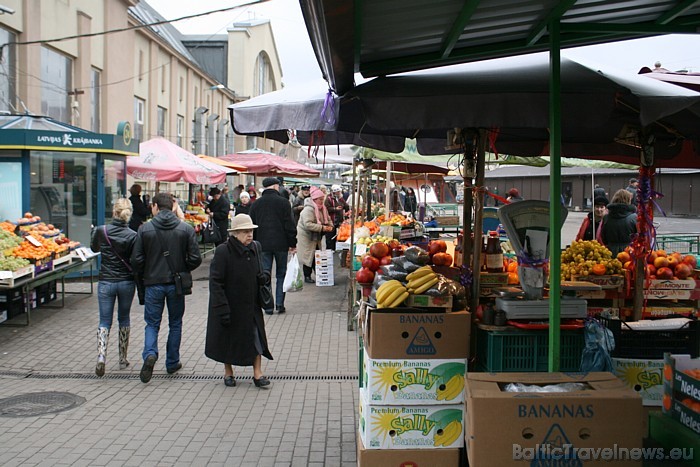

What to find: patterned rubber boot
left=118, top=326, right=130, bottom=370
left=96, top=327, right=109, bottom=377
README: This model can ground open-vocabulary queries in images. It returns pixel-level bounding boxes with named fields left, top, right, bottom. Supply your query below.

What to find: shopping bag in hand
left=283, top=253, right=303, bottom=292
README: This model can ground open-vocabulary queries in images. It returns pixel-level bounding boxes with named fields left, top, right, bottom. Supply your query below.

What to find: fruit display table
left=0, top=255, right=97, bottom=326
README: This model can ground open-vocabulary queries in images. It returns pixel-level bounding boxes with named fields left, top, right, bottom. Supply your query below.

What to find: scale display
left=496, top=200, right=568, bottom=259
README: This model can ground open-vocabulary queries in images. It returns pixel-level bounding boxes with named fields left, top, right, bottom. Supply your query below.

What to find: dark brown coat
left=205, top=237, right=273, bottom=365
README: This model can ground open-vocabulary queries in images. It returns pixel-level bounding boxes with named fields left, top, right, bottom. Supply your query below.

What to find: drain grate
left=0, top=370, right=358, bottom=382
left=0, top=391, right=86, bottom=418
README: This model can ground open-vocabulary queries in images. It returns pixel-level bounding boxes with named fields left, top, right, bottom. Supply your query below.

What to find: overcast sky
left=146, top=0, right=700, bottom=87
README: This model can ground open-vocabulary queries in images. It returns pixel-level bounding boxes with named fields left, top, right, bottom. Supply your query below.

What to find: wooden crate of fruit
left=0, top=264, right=34, bottom=287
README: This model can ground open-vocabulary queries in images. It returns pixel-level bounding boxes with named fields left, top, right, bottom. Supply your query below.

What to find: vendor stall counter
left=0, top=254, right=97, bottom=326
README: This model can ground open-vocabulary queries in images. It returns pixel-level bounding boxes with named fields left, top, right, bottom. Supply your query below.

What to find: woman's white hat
left=228, top=214, right=258, bottom=231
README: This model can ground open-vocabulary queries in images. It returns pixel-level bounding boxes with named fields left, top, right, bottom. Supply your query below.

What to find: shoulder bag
left=252, top=240, right=274, bottom=311
left=154, top=228, right=193, bottom=296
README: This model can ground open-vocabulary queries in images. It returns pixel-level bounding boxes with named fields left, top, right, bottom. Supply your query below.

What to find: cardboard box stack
left=357, top=307, right=471, bottom=466
left=314, top=249, right=334, bottom=286
left=465, top=372, right=645, bottom=466
left=662, top=354, right=700, bottom=437
left=600, top=317, right=699, bottom=407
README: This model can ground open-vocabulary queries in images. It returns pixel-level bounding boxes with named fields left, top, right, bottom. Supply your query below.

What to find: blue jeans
left=261, top=250, right=288, bottom=311
left=97, top=280, right=135, bottom=329
left=142, top=284, right=185, bottom=369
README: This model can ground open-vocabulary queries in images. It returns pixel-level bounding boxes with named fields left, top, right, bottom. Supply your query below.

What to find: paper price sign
left=355, top=243, right=367, bottom=256
left=25, top=235, right=42, bottom=247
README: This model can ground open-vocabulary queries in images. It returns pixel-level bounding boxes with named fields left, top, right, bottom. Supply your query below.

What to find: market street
left=0, top=252, right=359, bottom=466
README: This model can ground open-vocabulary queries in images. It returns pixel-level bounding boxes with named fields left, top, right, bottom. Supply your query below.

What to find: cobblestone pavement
left=0, top=251, right=359, bottom=466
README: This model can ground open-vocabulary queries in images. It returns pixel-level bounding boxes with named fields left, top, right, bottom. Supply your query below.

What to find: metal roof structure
left=300, top=0, right=700, bottom=94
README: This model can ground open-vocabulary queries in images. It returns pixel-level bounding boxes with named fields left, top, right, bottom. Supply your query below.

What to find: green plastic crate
left=475, top=327, right=585, bottom=372
left=655, top=234, right=700, bottom=255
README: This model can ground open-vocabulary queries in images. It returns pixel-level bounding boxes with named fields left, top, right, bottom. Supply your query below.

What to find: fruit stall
left=0, top=214, right=95, bottom=326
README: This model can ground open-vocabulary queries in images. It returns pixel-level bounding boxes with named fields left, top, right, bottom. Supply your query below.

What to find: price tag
left=0, top=271, right=12, bottom=279
left=25, top=235, right=42, bottom=247
left=75, top=247, right=89, bottom=262
left=355, top=243, right=367, bottom=256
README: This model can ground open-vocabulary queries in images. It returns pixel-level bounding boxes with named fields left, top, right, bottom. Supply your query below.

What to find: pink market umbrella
left=219, top=149, right=320, bottom=177
left=129, top=137, right=234, bottom=184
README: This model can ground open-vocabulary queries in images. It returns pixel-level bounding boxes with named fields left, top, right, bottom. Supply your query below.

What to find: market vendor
left=325, top=185, right=349, bottom=251
left=575, top=195, right=608, bottom=241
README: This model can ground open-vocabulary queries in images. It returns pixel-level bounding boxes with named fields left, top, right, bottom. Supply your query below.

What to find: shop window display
left=29, top=151, right=95, bottom=247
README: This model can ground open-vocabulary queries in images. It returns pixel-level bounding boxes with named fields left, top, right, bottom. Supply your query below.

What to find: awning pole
left=548, top=20, right=562, bottom=372
left=469, top=131, right=486, bottom=315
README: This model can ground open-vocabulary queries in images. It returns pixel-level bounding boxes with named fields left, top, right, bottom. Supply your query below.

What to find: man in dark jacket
left=325, top=184, right=349, bottom=251
left=206, top=187, right=230, bottom=245
left=292, top=184, right=311, bottom=225
left=131, top=192, right=202, bottom=383
left=128, top=184, right=150, bottom=232
left=249, top=177, right=297, bottom=315
left=599, top=189, right=637, bottom=255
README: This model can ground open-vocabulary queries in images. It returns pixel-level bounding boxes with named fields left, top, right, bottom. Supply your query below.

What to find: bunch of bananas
left=433, top=420, right=462, bottom=447
left=436, top=374, right=464, bottom=401
left=376, top=280, right=409, bottom=308
left=406, top=266, right=439, bottom=294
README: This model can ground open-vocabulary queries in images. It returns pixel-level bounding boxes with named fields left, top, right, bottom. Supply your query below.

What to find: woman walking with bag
left=205, top=214, right=273, bottom=388
left=90, top=198, right=137, bottom=376
left=297, top=187, right=333, bottom=283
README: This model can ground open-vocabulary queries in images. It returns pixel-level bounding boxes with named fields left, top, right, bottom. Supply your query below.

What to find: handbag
left=202, top=218, right=222, bottom=244
left=154, top=228, right=193, bottom=296
left=253, top=241, right=274, bottom=311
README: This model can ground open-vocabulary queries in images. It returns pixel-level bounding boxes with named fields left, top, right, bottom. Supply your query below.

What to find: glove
left=220, top=313, right=231, bottom=327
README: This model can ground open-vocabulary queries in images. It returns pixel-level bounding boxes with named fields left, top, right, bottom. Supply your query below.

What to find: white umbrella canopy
left=230, top=54, right=700, bottom=168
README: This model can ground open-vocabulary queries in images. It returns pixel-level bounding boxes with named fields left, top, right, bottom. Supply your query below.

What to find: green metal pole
left=548, top=20, right=562, bottom=372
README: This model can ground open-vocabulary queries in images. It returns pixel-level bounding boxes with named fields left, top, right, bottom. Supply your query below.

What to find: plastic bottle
left=481, top=234, right=488, bottom=271
left=485, top=231, right=504, bottom=273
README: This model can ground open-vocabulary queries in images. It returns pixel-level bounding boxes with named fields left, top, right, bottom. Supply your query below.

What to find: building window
left=177, top=115, right=184, bottom=147
left=157, top=106, right=166, bottom=137
left=161, top=64, right=166, bottom=93
left=179, top=76, right=184, bottom=102
left=134, top=97, right=145, bottom=141
left=90, top=69, right=100, bottom=132
left=0, top=26, right=16, bottom=112
left=194, top=85, right=199, bottom=108
left=138, top=50, right=144, bottom=81
left=41, top=46, right=72, bottom=123
left=254, top=52, right=275, bottom=97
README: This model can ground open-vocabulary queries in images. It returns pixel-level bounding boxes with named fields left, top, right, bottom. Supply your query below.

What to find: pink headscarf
left=309, top=187, right=331, bottom=225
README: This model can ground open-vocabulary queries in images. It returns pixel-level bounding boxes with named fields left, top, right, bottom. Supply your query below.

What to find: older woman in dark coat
left=205, top=214, right=273, bottom=388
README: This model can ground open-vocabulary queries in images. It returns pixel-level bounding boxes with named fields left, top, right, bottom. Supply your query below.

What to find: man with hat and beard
left=249, top=177, right=298, bottom=314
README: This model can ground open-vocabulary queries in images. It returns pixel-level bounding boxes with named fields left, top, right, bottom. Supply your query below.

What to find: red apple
left=682, top=255, right=697, bottom=269
left=656, top=267, right=674, bottom=280
left=428, top=240, right=447, bottom=256
left=361, top=255, right=380, bottom=272
left=379, top=255, right=393, bottom=266
left=355, top=267, right=375, bottom=284
left=369, top=242, right=390, bottom=259
left=674, top=263, right=693, bottom=280
left=646, top=264, right=656, bottom=277
left=654, top=256, right=669, bottom=269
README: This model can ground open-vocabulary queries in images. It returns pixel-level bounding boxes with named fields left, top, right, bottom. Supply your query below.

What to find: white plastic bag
left=283, top=253, right=303, bottom=292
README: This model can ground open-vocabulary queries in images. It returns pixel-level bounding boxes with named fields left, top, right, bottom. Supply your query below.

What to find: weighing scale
left=493, top=200, right=592, bottom=320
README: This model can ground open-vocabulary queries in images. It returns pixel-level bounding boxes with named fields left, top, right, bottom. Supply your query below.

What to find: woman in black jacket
left=206, top=187, right=230, bottom=245
left=90, top=198, right=137, bottom=377
left=205, top=214, right=273, bottom=388
left=599, top=189, right=637, bottom=255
